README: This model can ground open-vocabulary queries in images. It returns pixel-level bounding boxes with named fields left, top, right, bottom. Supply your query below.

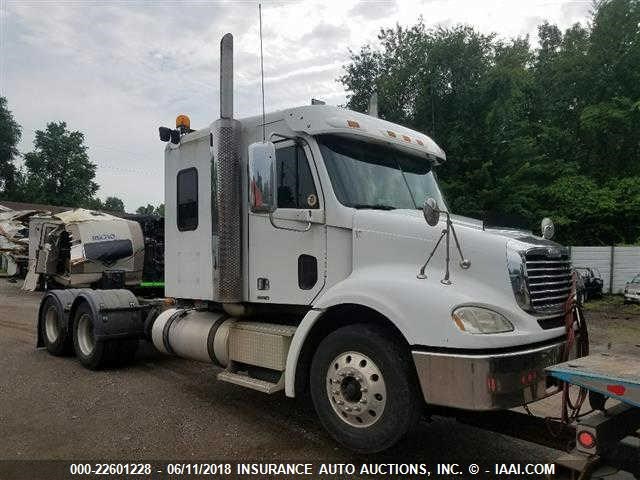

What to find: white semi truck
left=36, top=34, right=580, bottom=453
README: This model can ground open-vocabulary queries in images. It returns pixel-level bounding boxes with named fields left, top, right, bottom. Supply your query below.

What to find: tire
left=72, top=302, right=138, bottom=370
left=309, top=324, right=422, bottom=453
left=40, top=296, right=73, bottom=356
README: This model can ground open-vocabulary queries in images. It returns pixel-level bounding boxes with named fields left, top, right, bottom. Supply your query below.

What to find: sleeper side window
left=276, top=144, right=319, bottom=209
left=177, top=167, right=198, bottom=231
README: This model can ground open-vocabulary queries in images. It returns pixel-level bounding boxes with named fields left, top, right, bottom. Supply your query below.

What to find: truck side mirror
left=248, top=141, right=277, bottom=213
left=422, top=197, right=440, bottom=227
left=541, top=217, right=555, bottom=240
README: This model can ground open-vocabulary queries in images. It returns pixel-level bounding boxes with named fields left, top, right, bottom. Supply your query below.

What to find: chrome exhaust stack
left=213, top=33, right=243, bottom=303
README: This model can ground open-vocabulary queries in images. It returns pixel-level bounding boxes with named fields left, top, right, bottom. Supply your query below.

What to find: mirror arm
left=417, top=228, right=447, bottom=279
left=418, top=210, right=471, bottom=282
left=448, top=215, right=471, bottom=269
left=442, top=213, right=452, bottom=285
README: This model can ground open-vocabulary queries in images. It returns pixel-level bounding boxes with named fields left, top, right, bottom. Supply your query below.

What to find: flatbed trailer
left=449, top=353, right=640, bottom=479
left=546, top=353, right=640, bottom=479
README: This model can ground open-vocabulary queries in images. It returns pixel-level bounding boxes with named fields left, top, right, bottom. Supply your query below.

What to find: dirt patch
left=583, top=296, right=640, bottom=355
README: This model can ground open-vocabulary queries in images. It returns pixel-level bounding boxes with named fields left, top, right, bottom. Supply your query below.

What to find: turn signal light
left=347, top=120, right=360, bottom=128
left=487, top=376, right=497, bottom=392
left=176, top=114, right=191, bottom=129
left=607, top=384, right=626, bottom=396
left=577, top=430, right=596, bottom=450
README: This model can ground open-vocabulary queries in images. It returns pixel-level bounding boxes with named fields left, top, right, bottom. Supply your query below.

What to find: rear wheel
left=40, top=296, right=73, bottom=356
left=310, top=324, right=421, bottom=453
left=72, top=303, right=138, bottom=370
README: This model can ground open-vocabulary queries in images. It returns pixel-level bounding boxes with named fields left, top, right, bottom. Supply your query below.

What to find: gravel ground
left=0, top=278, right=636, bottom=476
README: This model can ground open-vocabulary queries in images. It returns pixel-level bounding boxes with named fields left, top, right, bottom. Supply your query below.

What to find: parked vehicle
left=624, top=274, right=640, bottom=304
left=574, top=269, right=586, bottom=305
left=35, top=34, right=581, bottom=453
left=574, top=266, right=604, bottom=302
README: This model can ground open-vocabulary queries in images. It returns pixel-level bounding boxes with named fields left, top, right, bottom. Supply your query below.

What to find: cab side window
left=276, top=144, right=319, bottom=209
left=177, top=167, right=198, bottom=231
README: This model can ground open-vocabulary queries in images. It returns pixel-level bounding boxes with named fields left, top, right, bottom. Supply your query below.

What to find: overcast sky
left=1, top=0, right=592, bottom=211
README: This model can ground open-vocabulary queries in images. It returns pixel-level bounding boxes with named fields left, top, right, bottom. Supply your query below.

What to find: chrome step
left=217, top=370, right=284, bottom=394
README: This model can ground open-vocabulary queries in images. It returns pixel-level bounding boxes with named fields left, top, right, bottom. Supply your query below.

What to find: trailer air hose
left=528, top=272, right=591, bottom=443
left=559, top=271, right=590, bottom=424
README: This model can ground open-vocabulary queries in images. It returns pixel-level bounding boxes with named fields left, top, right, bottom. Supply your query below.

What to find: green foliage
left=82, top=197, right=104, bottom=210
left=340, top=0, right=640, bottom=245
left=104, top=196, right=125, bottom=213
left=0, top=97, right=22, bottom=198
left=22, top=122, right=99, bottom=207
left=136, top=203, right=163, bottom=216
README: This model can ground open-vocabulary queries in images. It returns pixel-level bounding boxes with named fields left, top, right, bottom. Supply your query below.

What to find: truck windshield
left=317, top=134, right=447, bottom=211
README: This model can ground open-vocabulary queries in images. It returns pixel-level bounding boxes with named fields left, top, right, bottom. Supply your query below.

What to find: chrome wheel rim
left=44, top=306, right=60, bottom=344
left=77, top=313, right=95, bottom=356
left=326, top=351, right=387, bottom=428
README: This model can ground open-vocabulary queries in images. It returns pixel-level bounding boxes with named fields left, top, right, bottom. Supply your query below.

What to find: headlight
left=452, top=306, right=514, bottom=334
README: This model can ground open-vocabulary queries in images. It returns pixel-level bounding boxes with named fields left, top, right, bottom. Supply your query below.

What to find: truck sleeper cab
left=37, top=34, right=579, bottom=453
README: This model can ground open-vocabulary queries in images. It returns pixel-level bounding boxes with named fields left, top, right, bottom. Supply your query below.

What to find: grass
left=583, top=294, right=640, bottom=315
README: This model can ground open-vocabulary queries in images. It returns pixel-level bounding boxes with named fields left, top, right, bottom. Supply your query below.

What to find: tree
left=82, top=197, right=103, bottom=210
left=0, top=97, right=22, bottom=199
left=339, top=0, right=640, bottom=245
left=136, top=203, right=164, bottom=216
left=23, top=122, right=99, bottom=207
left=136, top=204, right=157, bottom=215
left=104, top=196, right=125, bottom=213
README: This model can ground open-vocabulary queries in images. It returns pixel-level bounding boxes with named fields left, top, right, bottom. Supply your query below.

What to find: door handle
left=269, top=210, right=312, bottom=232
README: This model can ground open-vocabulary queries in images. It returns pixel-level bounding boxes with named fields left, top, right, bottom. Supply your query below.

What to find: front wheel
left=309, top=324, right=422, bottom=453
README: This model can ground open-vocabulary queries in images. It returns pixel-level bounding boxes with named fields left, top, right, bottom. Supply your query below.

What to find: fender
left=283, top=260, right=549, bottom=397
left=69, top=289, right=144, bottom=340
left=36, top=289, right=83, bottom=348
left=284, top=276, right=416, bottom=398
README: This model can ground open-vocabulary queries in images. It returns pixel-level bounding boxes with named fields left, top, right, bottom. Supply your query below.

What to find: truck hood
left=351, top=208, right=526, bottom=288
left=352, top=208, right=557, bottom=248
left=343, top=208, right=567, bottom=348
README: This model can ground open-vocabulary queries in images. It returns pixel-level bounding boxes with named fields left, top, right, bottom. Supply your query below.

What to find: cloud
left=2, top=0, right=592, bottom=211
left=349, top=0, right=399, bottom=20
left=300, top=23, right=350, bottom=45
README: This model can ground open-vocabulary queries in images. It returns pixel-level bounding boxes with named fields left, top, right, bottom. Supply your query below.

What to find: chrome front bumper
left=412, top=339, right=572, bottom=411
left=624, top=291, right=640, bottom=303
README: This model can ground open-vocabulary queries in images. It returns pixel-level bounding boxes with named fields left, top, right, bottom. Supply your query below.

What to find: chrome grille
left=524, top=250, right=572, bottom=313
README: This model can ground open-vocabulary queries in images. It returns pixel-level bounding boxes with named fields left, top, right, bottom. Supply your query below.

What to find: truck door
left=248, top=139, right=326, bottom=304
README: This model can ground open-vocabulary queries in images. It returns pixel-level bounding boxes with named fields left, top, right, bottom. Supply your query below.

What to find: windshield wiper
left=352, top=203, right=397, bottom=210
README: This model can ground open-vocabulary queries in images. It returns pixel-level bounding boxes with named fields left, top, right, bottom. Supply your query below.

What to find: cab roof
left=281, top=105, right=445, bottom=161
left=182, top=105, right=446, bottom=161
